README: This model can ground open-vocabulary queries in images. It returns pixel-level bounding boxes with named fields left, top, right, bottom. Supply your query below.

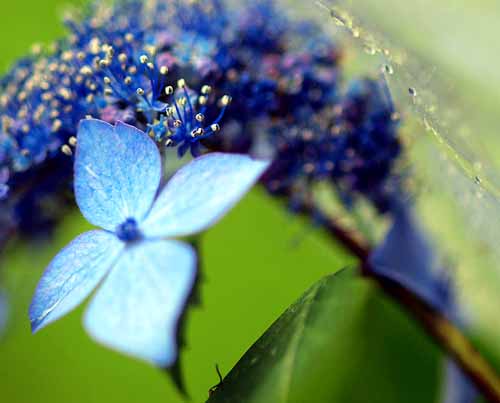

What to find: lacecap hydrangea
left=0, top=0, right=401, bottom=244
left=0, top=0, right=477, bottom=399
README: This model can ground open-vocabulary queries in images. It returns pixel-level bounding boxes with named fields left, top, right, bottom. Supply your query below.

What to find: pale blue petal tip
left=30, top=315, right=43, bottom=334
left=143, top=153, right=270, bottom=238
left=28, top=230, right=123, bottom=334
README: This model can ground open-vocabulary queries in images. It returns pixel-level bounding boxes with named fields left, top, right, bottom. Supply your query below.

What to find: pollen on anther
left=201, top=85, right=212, bottom=95
left=61, top=144, right=72, bottom=156
left=79, top=65, right=93, bottom=76
left=191, top=127, right=204, bottom=137
left=118, top=53, right=127, bottom=63
left=220, top=95, right=232, bottom=107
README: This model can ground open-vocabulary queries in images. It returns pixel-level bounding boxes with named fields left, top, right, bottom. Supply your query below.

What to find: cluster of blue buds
left=0, top=0, right=403, bottom=241
left=261, top=78, right=401, bottom=212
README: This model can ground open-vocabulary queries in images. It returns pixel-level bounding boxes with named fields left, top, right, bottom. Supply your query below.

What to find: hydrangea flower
left=29, top=118, right=269, bottom=366
left=0, top=0, right=401, bottom=243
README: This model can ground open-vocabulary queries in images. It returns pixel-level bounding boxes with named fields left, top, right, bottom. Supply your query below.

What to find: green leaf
left=207, top=268, right=442, bottom=403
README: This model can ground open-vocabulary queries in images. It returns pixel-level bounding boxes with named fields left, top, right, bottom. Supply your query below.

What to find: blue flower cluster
left=261, top=78, right=401, bottom=212
left=29, top=119, right=269, bottom=368
left=0, top=2, right=477, bottom=398
left=0, top=0, right=402, bottom=241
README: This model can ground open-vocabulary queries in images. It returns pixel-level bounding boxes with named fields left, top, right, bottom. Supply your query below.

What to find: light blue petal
left=29, top=230, right=124, bottom=333
left=83, top=239, right=196, bottom=367
left=369, top=204, right=450, bottom=312
left=75, top=119, right=161, bottom=231
left=442, top=361, right=478, bottom=403
left=142, top=153, right=270, bottom=238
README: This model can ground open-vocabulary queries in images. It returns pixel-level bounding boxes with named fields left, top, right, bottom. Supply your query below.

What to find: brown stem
left=291, top=196, right=500, bottom=403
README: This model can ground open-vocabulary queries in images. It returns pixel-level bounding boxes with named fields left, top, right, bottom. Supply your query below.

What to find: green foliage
left=0, top=0, right=79, bottom=72
left=208, top=269, right=442, bottom=403
left=2, top=1, right=495, bottom=402
left=0, top=191, right=356, bottom=402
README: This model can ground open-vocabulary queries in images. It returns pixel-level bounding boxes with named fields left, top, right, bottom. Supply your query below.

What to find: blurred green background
left=2, top=0, right=500, bottom=402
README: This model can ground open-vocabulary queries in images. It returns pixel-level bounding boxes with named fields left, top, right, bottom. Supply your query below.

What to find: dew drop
left=329, top=9, right=346, bottom=26
left=382, top=64, right=394, bottom=75
left=61, top=144, right=72, bottom=156
left=364, top=44, right=376, bottom=55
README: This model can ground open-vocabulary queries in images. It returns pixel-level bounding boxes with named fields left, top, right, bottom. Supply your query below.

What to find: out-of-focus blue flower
left=260, top=78, right=401, bottom=213
left=29, top=119, right=268, bottom=366
left=0, top=0, right=234, bottom=240
left=370, top=204, right=452, bottom=312
left=442, top=361, right=477, bottom=403
left=370, top=204, right=478, bottom=402
left=0, top=0, right=401, bottom=242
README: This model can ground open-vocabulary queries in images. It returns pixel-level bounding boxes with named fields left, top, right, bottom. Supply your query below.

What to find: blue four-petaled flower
left=29, top=119, right=269, bottom=367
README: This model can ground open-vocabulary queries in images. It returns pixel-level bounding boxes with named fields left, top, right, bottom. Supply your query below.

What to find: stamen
left=61, top=144, right=72, bottom=156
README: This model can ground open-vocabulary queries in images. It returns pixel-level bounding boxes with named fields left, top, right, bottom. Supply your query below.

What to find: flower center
left=116, top=218, right=142, bottom=242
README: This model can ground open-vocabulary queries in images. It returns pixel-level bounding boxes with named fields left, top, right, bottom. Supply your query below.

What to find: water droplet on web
left=314, top=0, right=500, bottom=343
left=329, top=10, right=346, bottom=26
left=364, top=44, right=377, bottom=55
left=382, top=64, right=394, bottom=75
